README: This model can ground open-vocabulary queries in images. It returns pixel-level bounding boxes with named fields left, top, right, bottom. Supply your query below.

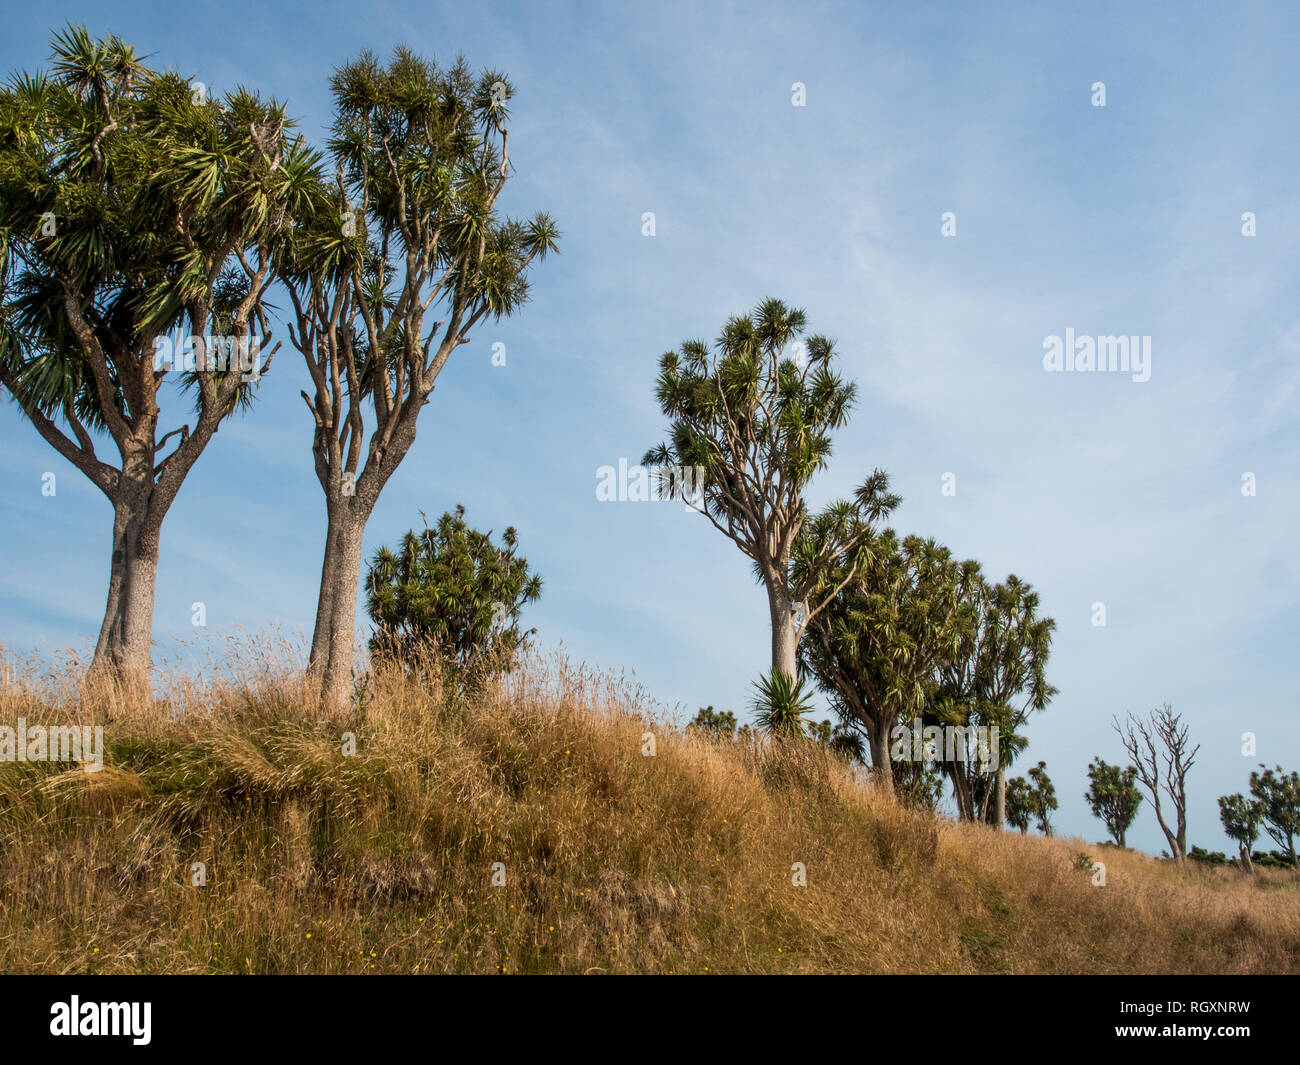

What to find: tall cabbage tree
left=0, top=25, right=314, bottom=690
left=797, top=528, right=980, bottom=795
left=937, top=576, right=1056, bottom=824
left=283, top=48, right=558, bottom=712
left=645, top=298, right=896, bottom=681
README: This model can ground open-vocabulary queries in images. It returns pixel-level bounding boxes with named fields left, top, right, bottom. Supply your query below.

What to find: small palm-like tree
left=365, top=505, right=542, bottom=690
left=828, top=722, right=867, bottom=763
left=751, top=669, right=815, bottom=739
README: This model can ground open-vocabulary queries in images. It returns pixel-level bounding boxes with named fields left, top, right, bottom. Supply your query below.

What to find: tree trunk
left=1148, top=793, right=1183, bottom=863
left=1175, top=797, right=1188, bottom=864
left=307, top=398, right=421, bottom=714
left=307, top=514, right=342, bottom=680
left=118, top=535, right=158, bottom=691
left=315, top=501, right=369, bottom=715
left=1239, top=842, right=1254, bottom=875
left=866, top=717, right=893, bottom=795
left=88, top=458, right=157, bottom=698
left=949, top=761, right=975, bottom=821
left=994, top=766, right=1007, bottom=829
left=765, top=579, right=798, bottom=679
left=91, top=508, right=130, bottom=665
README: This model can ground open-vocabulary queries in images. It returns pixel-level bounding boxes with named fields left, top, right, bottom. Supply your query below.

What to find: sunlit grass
left=0, top=637, right=1296, bottom=974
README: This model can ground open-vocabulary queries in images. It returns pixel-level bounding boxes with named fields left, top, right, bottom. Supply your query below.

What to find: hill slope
left=1, top=652, right=1297, bottom=974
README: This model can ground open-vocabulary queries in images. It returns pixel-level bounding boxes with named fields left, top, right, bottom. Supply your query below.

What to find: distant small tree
left=1085, top=758, right=1143, bottom=847
left=1005, top=775, right=1034, bottom=834
left=1249, top=765, right=1300, bottom=868
left=1218, top=793, right=1263, bottom=874
left=1114, top=704, right=1199, bottom=865
left=1251, top=848, right=1294, bottom=869
left=1026, top=761, right=1058, bottom=835
left=1187, top=846, right=1228, bottom=866
left=365, top=505, right=541, bottom=687
left=689, top=705, right=737, bottom=738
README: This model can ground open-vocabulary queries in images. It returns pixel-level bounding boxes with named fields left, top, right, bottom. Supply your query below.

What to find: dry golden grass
left=0, top=639, right=1297, bottom=974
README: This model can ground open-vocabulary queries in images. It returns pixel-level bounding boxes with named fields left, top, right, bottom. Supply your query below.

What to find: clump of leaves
left=751, top=669, right=815, bottom=739
left=366, top=505, right=541, bottom=691
left=688, top=705, right=737, bottom=738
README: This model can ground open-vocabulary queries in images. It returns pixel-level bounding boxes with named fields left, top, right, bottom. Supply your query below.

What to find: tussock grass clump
left=0, top=641, right=1297, bottom=974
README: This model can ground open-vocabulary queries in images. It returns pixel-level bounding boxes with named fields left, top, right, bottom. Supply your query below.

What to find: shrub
left=366, top=506, right=541, bottom=690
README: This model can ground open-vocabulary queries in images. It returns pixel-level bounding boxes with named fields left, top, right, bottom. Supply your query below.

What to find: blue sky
left=2, top=0, right=1297, bottom=855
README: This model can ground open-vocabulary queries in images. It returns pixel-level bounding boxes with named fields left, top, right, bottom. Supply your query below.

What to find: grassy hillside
left=1, top=647, right=1297, bottom=975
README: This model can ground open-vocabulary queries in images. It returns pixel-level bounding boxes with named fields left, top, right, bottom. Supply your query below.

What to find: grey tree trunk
left=1151, top=798, right=1184, bottom=863
left=766, top=578, right=798, bottom=679
left=19, top=298, right=257, bottom=701
left=314, top=501, right=370, bottom=715
left=118, top=541, right=158, bottom=691
left=867, top=718, right=894, bottom=795
left=92, top=509, right=130, bottom=665
left=307, top=515, right=342, bottom=680
left=948, top=761, right=975, bottom=821
left=994, top=765, right=1007, bottom=829
left=304, top=398, right=422, bottom=714
left=88, top=532, right=156, bottom=695
left=85, top=404, right=221, bottom=698
left=88, top=452, right=158, bottom=697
